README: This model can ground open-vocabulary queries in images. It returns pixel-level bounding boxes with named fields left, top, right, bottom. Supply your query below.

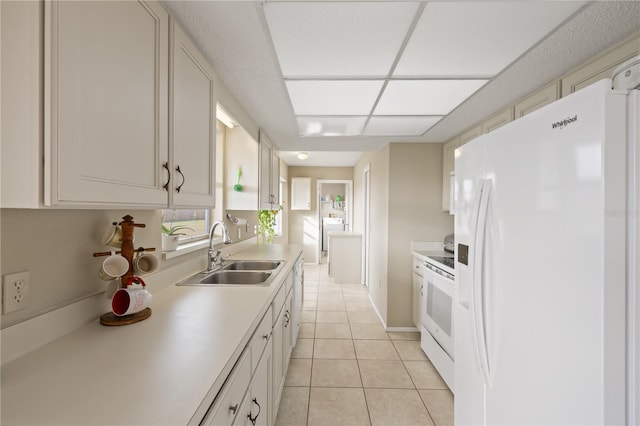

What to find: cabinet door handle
left=262, top=333, right=269, bottom=340
left=162, top=162, right=171, bottom=191
left=249, top=398, right=261, bottom=425
left=175, top=165, right=185, bottom=193
left=229, top=403, right=238, bottom=414
left=419, top=284, right=423, bottom=296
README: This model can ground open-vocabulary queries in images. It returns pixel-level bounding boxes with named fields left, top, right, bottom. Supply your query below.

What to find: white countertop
left=328, top=231, right=362, bottom=238
left=1, top=244, right=303, bottom=425
left=412, top=249, right=454, bottom=261
left=411, top=241, right=452, bottom=262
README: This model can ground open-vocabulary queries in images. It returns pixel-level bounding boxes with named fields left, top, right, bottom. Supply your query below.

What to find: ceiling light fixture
left=297, top=152, right=309, bottom=160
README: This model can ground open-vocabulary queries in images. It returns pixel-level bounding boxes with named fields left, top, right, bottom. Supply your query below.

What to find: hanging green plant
left=257, top=209, right=278, bottom=244
left=233, top=166, right=244, bottom=192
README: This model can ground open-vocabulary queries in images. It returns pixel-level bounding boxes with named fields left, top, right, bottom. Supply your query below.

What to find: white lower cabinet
left=271, top=272, right=295, bottom=423
left=412, top=257, right=424, bottom=329
left=203, top=305, right=275, bottom=426
left=282, top=291, right=294, bottom=372
left=412, top=272, right=423, bottom=329
left=208, top=269, right=299, bottom=426
left=204, top=349, right=252, bottom=426
left=235, top=338, right=272, bottom=426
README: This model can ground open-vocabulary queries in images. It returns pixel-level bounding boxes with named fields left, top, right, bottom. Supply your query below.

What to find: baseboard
left=367, top=293, right=387, bottom=329
left=386, top=326, right=420, bottom=332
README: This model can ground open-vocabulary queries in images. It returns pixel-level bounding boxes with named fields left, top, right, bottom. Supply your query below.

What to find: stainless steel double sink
left=176, top=260, right=285, bottom=286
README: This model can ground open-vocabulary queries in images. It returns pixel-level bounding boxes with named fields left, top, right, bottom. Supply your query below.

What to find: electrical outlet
left=3, top=271, right=31, bottom=314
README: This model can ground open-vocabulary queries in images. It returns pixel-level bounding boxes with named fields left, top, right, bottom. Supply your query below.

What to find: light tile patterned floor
left=275, top=263, right=454, bottom=426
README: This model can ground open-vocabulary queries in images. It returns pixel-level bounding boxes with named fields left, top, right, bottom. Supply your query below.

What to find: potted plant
left=257, top=208, right=279, bottom=244
left=161, top=223, right=193, bottom=252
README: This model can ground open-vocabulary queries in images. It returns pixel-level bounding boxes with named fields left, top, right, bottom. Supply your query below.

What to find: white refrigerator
left=454, top=79, right=638, bottom=425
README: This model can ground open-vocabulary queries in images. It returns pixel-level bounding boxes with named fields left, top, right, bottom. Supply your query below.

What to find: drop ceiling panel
left=363, top=116, right=443, bottom=136
left=264, top=2, right=419, bottom=77
left=297, top=116, right=368, bottom=137
left=394, top=1, right=588, bottom=77
left=375, top=80, right=488, bottom=115
left=286, top=80, right=384, bottom=115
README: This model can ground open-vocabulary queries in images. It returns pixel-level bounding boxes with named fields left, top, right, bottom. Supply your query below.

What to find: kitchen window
left=162, top=209, right=211, bottom=243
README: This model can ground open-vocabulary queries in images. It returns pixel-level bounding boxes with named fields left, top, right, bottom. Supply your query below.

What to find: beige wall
left=354, top=147, right=390, bottom=323
left=387, top=143, right=454, bottom=327
left=353, top=144, right=454, bottom=328
left=288, top=167, right=353, bottom=263
left=1, top=209, right=157, bottom=327
left=0, top=207, right=261, bottom=328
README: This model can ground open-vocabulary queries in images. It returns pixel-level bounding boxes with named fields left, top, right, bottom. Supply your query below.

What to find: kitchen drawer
left=413, top=257, right=423, bottom=278
left=284, top=271, right=293, bottom=295
left=271, top=284, right=285, bottom=326
left=250, top=307, right=272, bottom=374
left=202, top=349, right=251, bottom=426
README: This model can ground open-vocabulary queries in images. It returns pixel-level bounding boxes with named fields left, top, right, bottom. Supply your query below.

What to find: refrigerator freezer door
left=455, top=80, right=627, bottom=425
left=483, top=81, right=626, bottom=425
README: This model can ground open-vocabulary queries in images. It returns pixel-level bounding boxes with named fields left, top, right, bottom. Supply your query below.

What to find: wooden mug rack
left=93, top=215, right=154, bottom=326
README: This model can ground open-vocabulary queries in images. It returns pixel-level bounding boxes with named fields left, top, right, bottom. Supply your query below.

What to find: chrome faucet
left=207, top=221, right=232, bottom=271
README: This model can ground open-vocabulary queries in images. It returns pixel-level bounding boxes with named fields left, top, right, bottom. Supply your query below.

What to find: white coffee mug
left=101, top=226, right=123, bottom=248
left=111, top=277, right=152, bottom=316
left=98, top=252, right=129, bottom=281
left=133, top=252, right=158, bottom=275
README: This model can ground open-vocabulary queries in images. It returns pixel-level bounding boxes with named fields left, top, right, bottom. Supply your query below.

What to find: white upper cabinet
left=3, top=1, right=217, bottom=209
left=45, top=1, right=170, bottom=207
left=442, top=138, right=459, bottom=212
left=259, top=132, right=280, bottom=210
left=272, top=149, right=281, bottom=206
left=561, top=34, right=639, bottom=97
left=1, top=0, right=43, bottom=208
left=459, top=125, right=482, bottom=146
left=291, top=177, right=311, bottom=210
left=482, top=107, right=513, bottom=134
left=514, top=81, right=559, bottom=118
left=169, top=19, right=217, bottom=208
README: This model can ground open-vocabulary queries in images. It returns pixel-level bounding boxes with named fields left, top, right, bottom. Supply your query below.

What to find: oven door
left=421, top=263, right=455, bottom=359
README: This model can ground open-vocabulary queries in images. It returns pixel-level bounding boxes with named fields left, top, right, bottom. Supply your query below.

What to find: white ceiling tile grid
left=264, top=2, right=420, bottom=78
left=264, top=1, right=588, bottom=138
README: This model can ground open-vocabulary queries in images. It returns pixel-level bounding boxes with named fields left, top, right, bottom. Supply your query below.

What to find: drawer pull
left=262, top=333, right=269, bottom=340
left=229, top=403, right=239, bottom=414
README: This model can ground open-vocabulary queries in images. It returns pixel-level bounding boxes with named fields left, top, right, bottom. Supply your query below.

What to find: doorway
left=316, top=179, right=353, bottom=265
left=363, top=164, right=371, bottom=288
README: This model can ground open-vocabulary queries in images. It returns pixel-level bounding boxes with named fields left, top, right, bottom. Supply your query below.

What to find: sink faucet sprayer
left=207, top=221, right=232, bottom=271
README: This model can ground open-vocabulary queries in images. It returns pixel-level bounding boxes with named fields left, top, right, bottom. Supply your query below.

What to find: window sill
left=163, top=239, right=220, bottom=260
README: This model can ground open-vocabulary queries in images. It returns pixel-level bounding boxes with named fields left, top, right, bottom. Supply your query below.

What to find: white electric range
left=421, top=250, right=455, bottom=392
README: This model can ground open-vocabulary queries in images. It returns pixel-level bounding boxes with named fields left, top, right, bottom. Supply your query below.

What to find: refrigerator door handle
left=471, top=179, right=492, bottom=387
